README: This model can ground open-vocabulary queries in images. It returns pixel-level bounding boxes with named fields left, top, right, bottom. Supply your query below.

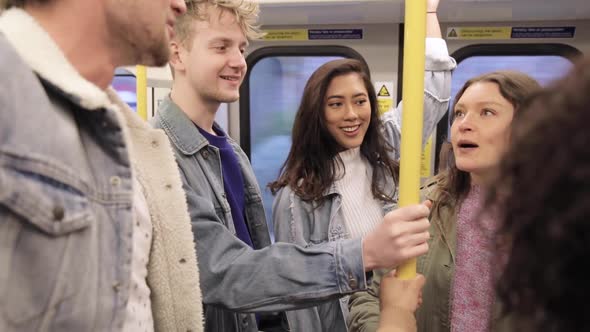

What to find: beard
left=107, top=13, right=170, bottom=67
left=127, top=23, right=170, bottom=67
left=137, top=36, right=170, bottom=67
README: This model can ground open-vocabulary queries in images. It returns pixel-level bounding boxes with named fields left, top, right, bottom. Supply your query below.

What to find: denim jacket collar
left=156, top=96, right=212, bottom=156
left=0, top=8, right=118, bottom=112
left=323, top=183, right=339, bottom=197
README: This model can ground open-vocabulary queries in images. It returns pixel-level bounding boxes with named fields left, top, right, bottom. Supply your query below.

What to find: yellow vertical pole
left=136, top=65, right=148, bottom=121
left=396, top=0, right=427, bottom=279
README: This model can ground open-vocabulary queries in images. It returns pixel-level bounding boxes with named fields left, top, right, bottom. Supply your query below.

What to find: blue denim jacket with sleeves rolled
left=152, top=96, right=373, bottom=332
left=272, top=37, right=457, bottom=332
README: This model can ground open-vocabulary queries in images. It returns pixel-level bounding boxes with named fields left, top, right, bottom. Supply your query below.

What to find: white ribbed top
left=335, top=148, right=384, bottom=239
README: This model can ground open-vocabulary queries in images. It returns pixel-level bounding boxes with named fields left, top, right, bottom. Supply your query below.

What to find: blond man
left=153, top=1, right=432, bottom=331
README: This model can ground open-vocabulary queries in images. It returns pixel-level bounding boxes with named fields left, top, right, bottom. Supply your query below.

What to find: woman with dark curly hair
left=488, top=57, right=590, bottom=332
left=349, top=70, right=542, bottom=332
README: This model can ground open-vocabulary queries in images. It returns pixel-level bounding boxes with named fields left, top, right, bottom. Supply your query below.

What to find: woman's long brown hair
left=268, top=59, right=398, bottom=204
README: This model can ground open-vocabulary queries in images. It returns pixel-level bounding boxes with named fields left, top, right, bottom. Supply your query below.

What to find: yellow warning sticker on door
left=378, top=85, right=391, bottom=97
left=262, top=29, right=308, bottom=41
left=378, top=100, right=393, bottom=115
left=374, top=82, right=394, bottom=115
left=446, top=27, right=511, bottom=40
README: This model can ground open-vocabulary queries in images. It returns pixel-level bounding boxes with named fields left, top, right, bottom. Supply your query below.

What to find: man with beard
left=0, top=0, right=204, bottom=331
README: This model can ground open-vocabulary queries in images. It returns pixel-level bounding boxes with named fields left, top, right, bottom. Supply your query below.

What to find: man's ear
left=169, top=40, right=185, bottom=74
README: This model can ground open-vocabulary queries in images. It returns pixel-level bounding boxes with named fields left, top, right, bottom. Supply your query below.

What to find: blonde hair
left=175, top=0, right=264, bottom=48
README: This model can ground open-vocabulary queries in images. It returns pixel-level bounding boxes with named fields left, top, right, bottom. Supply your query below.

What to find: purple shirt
left=197, top=124, right=254, bottom=248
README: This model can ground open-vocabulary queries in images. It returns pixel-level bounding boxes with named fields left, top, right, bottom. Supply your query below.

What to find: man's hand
left=362, top=201, right=431, bottom=271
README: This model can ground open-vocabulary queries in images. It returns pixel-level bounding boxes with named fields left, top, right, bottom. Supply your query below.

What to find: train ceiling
left=258, top=0, right=588, bottom=25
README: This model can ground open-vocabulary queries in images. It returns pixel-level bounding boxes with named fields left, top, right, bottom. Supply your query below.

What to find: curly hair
left=268, top=59, right=399, bottom=203
left=175, top=0, right=263, bottom=49
left=488, top=57, right=590, bottom=331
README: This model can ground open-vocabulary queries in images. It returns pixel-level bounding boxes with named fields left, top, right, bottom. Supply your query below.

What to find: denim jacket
left=0, top=9, right=203, bottom=332
left=272, top=38, right=456, bottom=332
left=152, top=96, right=373, bottom=332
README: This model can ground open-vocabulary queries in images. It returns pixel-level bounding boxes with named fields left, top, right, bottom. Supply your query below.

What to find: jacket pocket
left=0, top=164, right=92, bottom=235
left=0, top=164, right=93, bottom=326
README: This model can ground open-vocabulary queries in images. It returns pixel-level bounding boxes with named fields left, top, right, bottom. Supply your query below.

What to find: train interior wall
left=135, top=20, right=589, bottom=142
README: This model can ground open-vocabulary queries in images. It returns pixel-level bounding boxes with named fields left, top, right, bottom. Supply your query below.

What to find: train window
left=434, top=43, right=581, bottom=170
left=240, top=46, right=367, bottom=237
left=112, top=68, right=137, bottom=111
left=450, top=55, right=574, bottom=110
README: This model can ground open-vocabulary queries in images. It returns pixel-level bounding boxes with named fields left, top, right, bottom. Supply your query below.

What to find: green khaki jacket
left=347, top=182, right=514, bottom=332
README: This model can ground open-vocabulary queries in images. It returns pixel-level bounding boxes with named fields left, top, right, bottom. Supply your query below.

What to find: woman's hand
left=427, top=0, right=440, bottom=13
left=380, top=271, right=426, bottom=313
left=426, top=0, right=442, bottom=38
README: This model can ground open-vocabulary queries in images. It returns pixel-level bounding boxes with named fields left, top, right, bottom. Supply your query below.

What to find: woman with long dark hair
left=268, top=1, right=456, bottom=330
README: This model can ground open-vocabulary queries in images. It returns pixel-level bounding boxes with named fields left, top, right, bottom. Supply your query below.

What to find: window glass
left=450, top=55, right=573, bottom=111
left=249, top=56, right=344, bottom=237
left=442, top=55, right=574, bottom=142
left=112, top=72, right=137, bottom=111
